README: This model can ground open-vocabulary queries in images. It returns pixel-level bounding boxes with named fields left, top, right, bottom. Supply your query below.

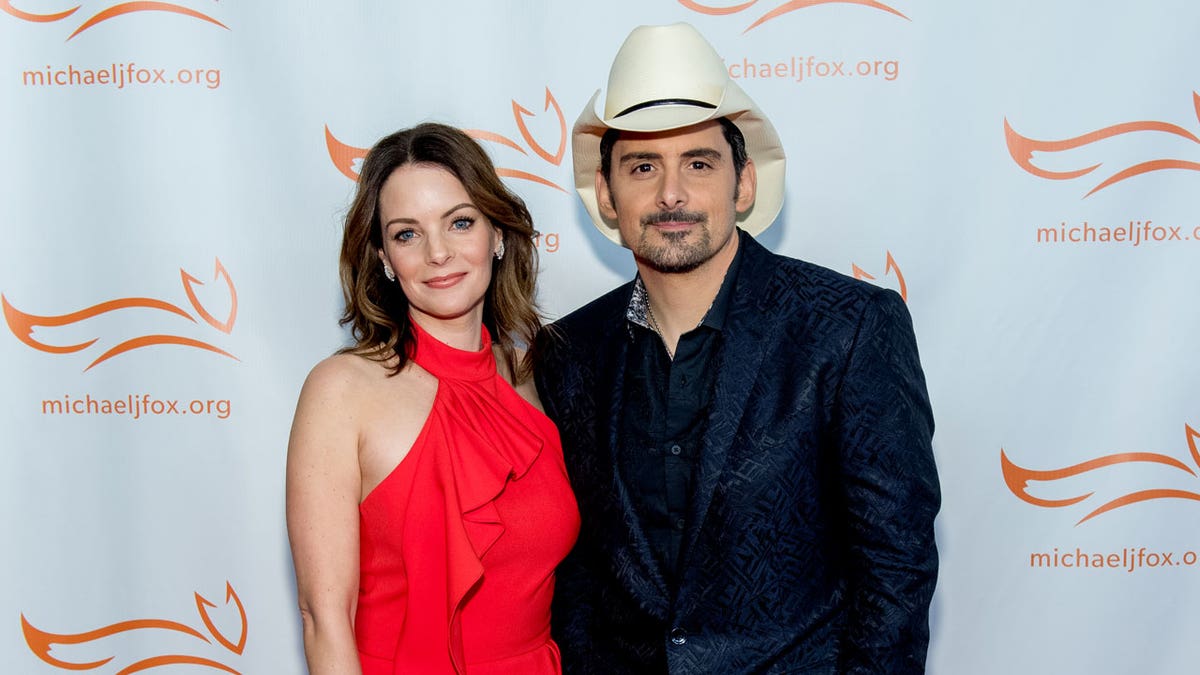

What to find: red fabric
left=356, top=321, right=579, bottom=674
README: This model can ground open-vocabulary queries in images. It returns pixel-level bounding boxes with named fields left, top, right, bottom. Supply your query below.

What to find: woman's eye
left=451, top=216, right=475, bottom=231
left=394, top=229, right=416, bottom=242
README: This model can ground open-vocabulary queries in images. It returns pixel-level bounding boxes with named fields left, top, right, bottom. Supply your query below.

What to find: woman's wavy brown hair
left=338, top=122, right=541, bottom=383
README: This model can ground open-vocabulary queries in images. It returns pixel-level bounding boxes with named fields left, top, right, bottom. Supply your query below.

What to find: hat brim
left=572, top=80, right=786, bottom=246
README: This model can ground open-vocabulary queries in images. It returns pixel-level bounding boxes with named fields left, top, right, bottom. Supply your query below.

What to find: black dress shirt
left=618, top=249, right=742, bottom=586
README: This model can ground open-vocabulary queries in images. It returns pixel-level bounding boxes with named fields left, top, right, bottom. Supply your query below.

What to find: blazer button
left=669, top=627, right=687, bottom=645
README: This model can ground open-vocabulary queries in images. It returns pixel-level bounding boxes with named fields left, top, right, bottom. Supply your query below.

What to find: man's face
left=597, top=120, right=756, bottom=274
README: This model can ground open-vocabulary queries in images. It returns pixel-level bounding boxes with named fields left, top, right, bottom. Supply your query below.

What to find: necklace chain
left=644, top=301, right=674, bottom=359
left=646, top=298, right=712, bottom=361
left=642, top=267, right=727, bottom=361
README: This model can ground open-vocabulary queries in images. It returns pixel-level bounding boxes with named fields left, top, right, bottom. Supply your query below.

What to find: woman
left=286, top=123, right=579, bottom=674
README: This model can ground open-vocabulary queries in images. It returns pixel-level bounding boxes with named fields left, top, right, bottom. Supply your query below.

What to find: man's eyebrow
left=617, top=148, right=724, bottom=164
left=617, top=151, right=662, bottom=165
left=682, top=148, right=723, bottom=161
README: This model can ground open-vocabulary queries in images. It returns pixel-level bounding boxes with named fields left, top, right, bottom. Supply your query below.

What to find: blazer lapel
left=594, top=292, right=672, bottom=617
left=679, top=233, right=793, bottom=575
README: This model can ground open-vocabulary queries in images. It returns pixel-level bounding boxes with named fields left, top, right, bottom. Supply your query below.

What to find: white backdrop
left=3, top=1, right=1199, bottom=673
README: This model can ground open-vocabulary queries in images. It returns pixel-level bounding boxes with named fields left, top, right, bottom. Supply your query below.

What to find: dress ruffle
left=404, top=321, right=546, bottom=674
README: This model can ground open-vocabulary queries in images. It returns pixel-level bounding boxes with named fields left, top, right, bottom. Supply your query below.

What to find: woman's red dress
left=355, top=322, right=580, bottom=674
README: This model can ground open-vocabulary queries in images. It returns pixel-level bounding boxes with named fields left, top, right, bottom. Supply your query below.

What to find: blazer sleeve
left=832, top=288, right=940, bottom=674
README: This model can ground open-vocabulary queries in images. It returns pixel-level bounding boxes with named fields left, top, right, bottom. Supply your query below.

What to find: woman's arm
left=286, top=357, right=365, bottom=674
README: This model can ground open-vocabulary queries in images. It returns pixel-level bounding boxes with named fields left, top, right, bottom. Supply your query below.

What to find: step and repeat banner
left=2, top=1, right=1198, bottom=673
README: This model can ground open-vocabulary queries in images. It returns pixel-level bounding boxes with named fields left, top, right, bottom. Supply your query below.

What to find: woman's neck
left=409, top=309, right=485, bottom=351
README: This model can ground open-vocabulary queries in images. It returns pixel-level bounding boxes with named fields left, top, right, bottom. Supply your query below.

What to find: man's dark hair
left=598, top=117, right=748, bottom=185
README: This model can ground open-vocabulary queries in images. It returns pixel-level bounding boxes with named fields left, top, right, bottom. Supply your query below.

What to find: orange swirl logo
left=326, top=87, right=569, bottom=192
left=679, top=0, right=909, bottom=32
left=1005, top=92, right=1200, bottom=197
left=2, top=258, right=238, bottom=371
left=22, top=581, right=246, bottom=673
left=851, top=250, right=907, bottom=302
left=1002, top=424, right=1200, bottom=525
left=0, top=1, right=228, bottom=40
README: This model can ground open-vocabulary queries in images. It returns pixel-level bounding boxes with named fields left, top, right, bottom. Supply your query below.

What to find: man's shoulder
left=551, top=281, right=635, bottom=341
left=748, top=241, right=891, bottom=314
left=534, top=280, right=632, bottom=372
left=534, top=281, right=633, bottom=399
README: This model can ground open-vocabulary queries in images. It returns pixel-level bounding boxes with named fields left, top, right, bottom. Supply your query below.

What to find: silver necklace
left=644, top=301, right=674, bottom=359
left=645, top=298, right=715, bottom=360
left=643, top=264, right=728, bottom=361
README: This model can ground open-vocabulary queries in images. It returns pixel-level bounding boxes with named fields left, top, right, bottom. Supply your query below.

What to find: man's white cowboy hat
left=573, top=22, right=786, bottom=245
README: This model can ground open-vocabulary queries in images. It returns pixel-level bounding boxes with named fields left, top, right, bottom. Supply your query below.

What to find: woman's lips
left=424, top=272, right=467, bottom=289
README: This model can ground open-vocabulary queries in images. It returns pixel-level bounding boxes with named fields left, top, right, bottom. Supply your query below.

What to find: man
left=536, top=23, right=939, bottom=674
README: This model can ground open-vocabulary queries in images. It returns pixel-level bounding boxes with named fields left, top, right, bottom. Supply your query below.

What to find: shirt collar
left=625, top=240, right=744, bottom=332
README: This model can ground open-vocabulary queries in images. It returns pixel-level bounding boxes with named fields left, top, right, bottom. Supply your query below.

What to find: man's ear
left=595, top=169, right=618, bottom=219
left=735, top=158, right=757, bottom=214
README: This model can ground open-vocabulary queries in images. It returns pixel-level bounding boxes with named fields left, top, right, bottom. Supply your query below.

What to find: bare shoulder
left=300, top=352, right=371, bottom=398
left=514, top=377, right=545, bottom=414
left=496, top=344, right=545, bottom=414
left=310, top=349, right=406, bottom=384
left=290, top=354, right=371, bottom=448
left=292, top=351, right=439, bottom=500
left=295, top=351, right=437, bottom=429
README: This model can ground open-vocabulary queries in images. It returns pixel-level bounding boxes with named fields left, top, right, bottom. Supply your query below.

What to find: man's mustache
left=641, top=210, right=706, bottom=227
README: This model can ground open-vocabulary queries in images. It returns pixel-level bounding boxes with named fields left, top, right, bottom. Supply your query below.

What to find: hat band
left=613, top=98, right=717, bottom=119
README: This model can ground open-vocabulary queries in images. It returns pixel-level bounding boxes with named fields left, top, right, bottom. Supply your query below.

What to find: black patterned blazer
left=535, top=230, right=940, bottom=674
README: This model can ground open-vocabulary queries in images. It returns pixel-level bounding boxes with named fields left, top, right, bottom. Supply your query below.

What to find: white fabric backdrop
left=3, top=1, right=1198, bottom=672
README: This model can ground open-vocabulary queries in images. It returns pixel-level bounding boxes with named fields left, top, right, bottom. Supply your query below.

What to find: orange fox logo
left=1002, top=424, right=1200, bottom=525
left=678, top=0, right=909, bottom=33
left=1005, top=92, right=1200, bottom=197
left=851, top=250, right=907, bottom=302
left=22, top=581, right=246, bottom=673
left=0, top=1, right=228, bottom=40
left=326, top=87, right=569, bottom=192
left=2, top=258, right=238, bottom=371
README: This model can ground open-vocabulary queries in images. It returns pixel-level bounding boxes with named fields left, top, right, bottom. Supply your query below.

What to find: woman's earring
left=495, top=240, right=505, bottom=261
left=383, top=264, right=396, bottom=281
